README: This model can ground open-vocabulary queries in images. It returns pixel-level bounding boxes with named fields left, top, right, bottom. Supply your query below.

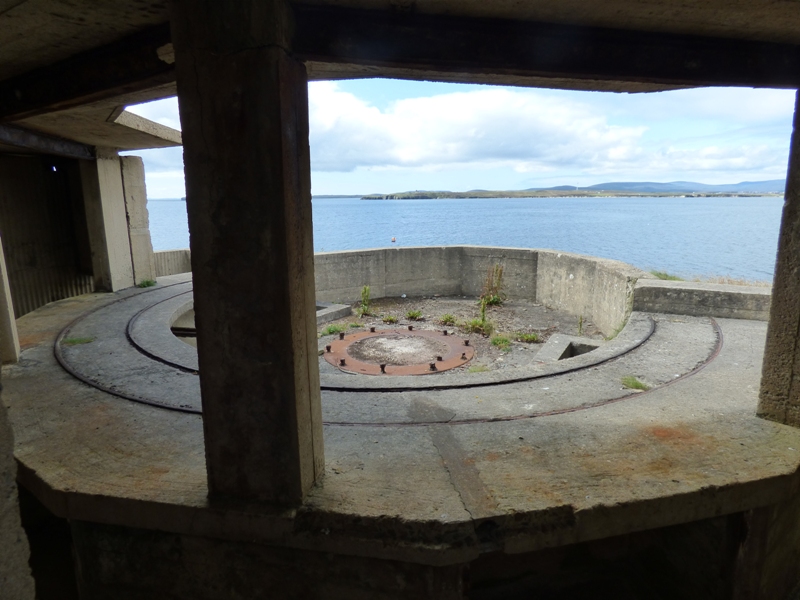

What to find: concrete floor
left=4, top=275, right=800, bottom=566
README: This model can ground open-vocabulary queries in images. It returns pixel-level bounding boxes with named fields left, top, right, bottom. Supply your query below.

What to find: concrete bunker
left=1, top=1, right=800, bottom=598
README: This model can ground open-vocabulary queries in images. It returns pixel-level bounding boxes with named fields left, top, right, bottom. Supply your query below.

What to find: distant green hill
left=362, top=179, right=785, bottom=199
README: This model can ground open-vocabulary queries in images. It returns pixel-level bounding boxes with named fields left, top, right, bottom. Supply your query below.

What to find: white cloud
left=308, top=82, right=647, bottom=174
left=124, top=83, right=795, bottom=195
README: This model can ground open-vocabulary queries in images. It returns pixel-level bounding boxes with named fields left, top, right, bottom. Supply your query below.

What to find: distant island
left=361, top=179, right=785, bottom=200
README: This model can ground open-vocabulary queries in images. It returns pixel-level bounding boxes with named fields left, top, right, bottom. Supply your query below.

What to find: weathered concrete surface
left=0, top=234, right=19, bottom=363
left=635, top=279, right=771, bottom=321
left=171, top=0, right=323, bottom=503
left=760, top=90, right=800, bottom=428
left=154, top=248, right=191, bottom=277
left=459, top=246, right=537, bottom=299
left=72, top=521, right=464, bottom=600
left=536, top=250, right=651, bottom=336
left=0, top=389, right=35, bottom=599
left=79, top=147, right=135, bottom=292
left=120, top=156, right=157, bottom=285
left=6, top=288, right=800, bottom=575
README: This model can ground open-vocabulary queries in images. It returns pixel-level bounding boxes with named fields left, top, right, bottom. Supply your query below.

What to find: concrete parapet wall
left=460, top=246, right=537, bottom=299
left=154, top=249, right=192, bottom=278
left=536, top=250, right=651, bottom=335
left=633, top=280, right=772, bottom=321
left=158, top=245, right=772, bottom=333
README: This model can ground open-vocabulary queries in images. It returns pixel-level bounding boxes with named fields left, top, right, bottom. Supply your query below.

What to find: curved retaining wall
left=314, top=246, right=650, bottom=336
left=154, top=245, right=772, bottom=335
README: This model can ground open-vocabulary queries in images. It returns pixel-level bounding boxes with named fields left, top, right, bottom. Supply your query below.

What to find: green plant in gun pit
left=358, top=285, right=371, bottom=317
left=406, top=309, right=423, bottom=320
left=515, top=332, right=539, bottom=343
left=382, top=315, right=398, bottom=324
left=491, top=335, right=511, bottom=351
left=321, top=324, right=346, bottom=336
left=62, top=337, right=94, bottom=346
left=137, top=279, right=157, bottom=288
left=621, top=376, right=651, bottom=391
left=480, top=264, right=507, bottom=306
left=439, top=314, right=456, bottom=326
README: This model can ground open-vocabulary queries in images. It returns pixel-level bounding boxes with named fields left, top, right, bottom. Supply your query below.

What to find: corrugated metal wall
left=0, top=155, right=94, bottom=317
left=154, top=249, right=192, bottom=277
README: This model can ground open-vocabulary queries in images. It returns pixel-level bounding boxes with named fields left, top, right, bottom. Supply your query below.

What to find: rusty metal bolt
left=325, top=345, right=331, bottom=353
left=461, top=352, right=467, bottom=360
left=464, top=339, right=470, bottom=346
left=408, top=325, right=414, bottom=331
left=429, top=362, right=437, bottom=371
left=443, top=330, right=448, bottom=336
left=339, top=332, right=345, bottom=340
left=380, top=364, right=386, bottom=374
left=436, top=355, right=443, bottom=362
left=339, top=358, right=346, bottom=366
left=370, top=326, right=376, bottom=333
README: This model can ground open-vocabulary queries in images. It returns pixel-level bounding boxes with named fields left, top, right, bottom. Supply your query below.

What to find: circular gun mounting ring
left=323, top=328, right=474, bottom=375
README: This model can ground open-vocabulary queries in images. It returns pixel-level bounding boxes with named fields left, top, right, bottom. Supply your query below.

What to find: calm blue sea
left=148, top=195, right=784, bottom=281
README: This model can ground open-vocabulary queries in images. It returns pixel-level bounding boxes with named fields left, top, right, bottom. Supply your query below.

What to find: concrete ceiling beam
left=0, top=124, right=94, bottom=160
left=292, top=4, right=800, bottom=90
left=0, top=24, right=174, bottom=123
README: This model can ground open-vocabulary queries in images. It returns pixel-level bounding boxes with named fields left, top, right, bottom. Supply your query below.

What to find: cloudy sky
left=126, top=80, right=797, bottom=198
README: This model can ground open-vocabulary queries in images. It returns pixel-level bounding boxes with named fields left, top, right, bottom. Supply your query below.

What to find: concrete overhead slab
left=4, top=279, right=800, bottom=566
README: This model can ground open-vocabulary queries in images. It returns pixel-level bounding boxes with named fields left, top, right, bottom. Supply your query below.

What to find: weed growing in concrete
left=349, top=322, right=363, bottom=328
left=439, top=314, right=456, bottom=326
left=137, top=279, right=157, bottom=288
left=468, top=364, right=490, bottom=373
left=621, top=376, right=651, bottom=391
left=696, top=276, right=771, bottom=287
left=650, top=270, right=683, bottom=281
left=62, top=337, right=94, bottom=346
left=515, top=332, right=540, bottom=343
left=577, top=315, right=584, bottom=336
left=462, top=317, right=494, bottom=336
left=405, top=309, right=423, bottom=320
left=358, top=285, right=371, bottom=316
left=491, top=335, right=511, bottom=351
left=321, top=324, right=346, bottom=336
left=382, top=315, right=398, bottom=324
left=480, top=264, right=506, bottom=306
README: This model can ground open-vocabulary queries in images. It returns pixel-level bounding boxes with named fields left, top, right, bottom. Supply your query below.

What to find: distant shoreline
left=359, top=191, right=784, bottom=200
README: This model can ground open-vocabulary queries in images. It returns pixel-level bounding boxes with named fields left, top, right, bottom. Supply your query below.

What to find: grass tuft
left=696, top=276, right=772, bottom=287
left=462, top=318, right=494, bottom=336
left=358, top=285, right=371, bottom=316
left=468, top=364, right=490, bottom=373
left=321, top=324, right=346, bottom=336
left=515, top=332, right=540, bottom=343
left=439, top=314, right=456, bottom=326
left=137, top=279, right=157, bottom=288
left=382, top=315, right=398, bottom=324
left=491, top=335, right=511, bottom=351
left=621, top=376, right=651, bottom=391
left=650, top=270, right=683, bottom=281
left=62, top=336, right=94, bottom=346
left=349, top=322, right=363, bottom=328
left=405, top=309, right=423, bottom=320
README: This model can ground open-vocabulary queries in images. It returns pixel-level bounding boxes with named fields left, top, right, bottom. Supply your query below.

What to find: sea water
left=147, top=195, right=784, bottom=281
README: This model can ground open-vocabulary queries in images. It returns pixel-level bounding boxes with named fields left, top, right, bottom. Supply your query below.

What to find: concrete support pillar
left=171, top=0, right=324, bottom=503
left=0, top=234, right=19, bottom=363
left=120, top=156, right=157, bottom=284
left=79, top=148, right=135, bottom=292
left=759, top=90, right=800, bottom=426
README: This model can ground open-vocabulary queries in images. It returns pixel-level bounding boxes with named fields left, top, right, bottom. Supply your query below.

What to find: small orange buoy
left=391, top=237, right=396, bottom=242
